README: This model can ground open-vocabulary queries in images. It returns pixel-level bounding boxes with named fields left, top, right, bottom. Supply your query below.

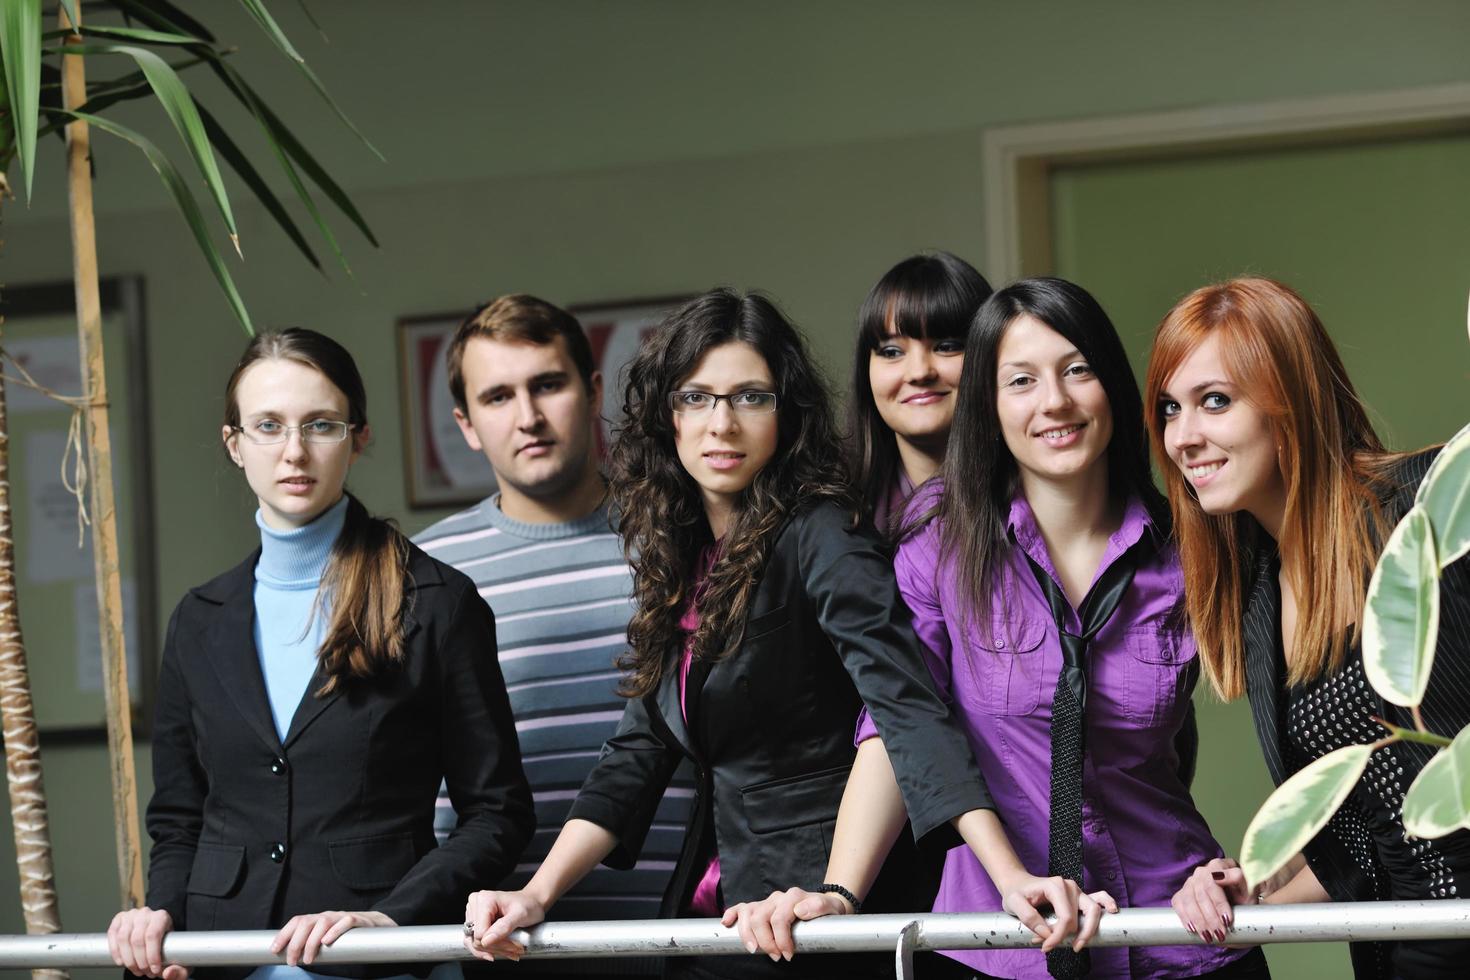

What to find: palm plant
left=0, top=0, right=378, bottom=964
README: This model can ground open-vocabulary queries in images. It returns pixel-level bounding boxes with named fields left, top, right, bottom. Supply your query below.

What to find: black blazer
left=145, top=540, right=534, bottom=978
left=568, top=502, right=991, bottom=916
left=1242, top=449, right=1470, bottom=979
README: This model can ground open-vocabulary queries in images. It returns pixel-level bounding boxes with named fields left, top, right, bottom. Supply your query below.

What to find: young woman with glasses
left=107, top=328, right=533, bottom=980
left=462, top=288, right=993, bottom=979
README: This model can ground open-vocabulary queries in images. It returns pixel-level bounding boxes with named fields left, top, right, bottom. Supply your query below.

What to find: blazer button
left=270, top=842, right=287, bottom=863
left=270, top=756, right=287, bottom=775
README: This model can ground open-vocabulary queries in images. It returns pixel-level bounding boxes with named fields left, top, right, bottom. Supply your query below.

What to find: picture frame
left=397, top=294, right=690, bottom=509
left=1, top=277, right=157, bottom=739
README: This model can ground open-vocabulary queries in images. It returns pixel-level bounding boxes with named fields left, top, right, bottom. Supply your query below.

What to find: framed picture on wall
left=397, top=294, right=688, bottom=509
left=1, top=277, right=157, bottom=738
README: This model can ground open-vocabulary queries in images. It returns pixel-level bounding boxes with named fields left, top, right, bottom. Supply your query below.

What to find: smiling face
left=223, top=358, right=366, bottom=529
left=868, top=330, right=964, bottom=453
left=671, top=341, right=780, bottom=535
left=1158, top=332, right=1287, bottom=535
left=994, top=314, right=1113, bottom=490
left=453, top=334, right=602, bottom=516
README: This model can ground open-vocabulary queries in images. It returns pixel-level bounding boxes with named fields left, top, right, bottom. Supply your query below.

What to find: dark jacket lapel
left=197, top=551, right=284, bottom=755
left=1242, top=543, right=1289, bottom=784
left=653, top=653, right=704, bottom=761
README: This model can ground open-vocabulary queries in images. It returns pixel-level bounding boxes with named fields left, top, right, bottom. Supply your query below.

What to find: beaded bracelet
left=815, top=882, right=862, bottom=914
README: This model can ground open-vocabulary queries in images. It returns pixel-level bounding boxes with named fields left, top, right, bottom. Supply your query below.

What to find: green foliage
left=1241, top=745, right=1372, bottom=890
left=1403, top=725, right=1470, bottom=838
left=1418, top=423, right=1470, bottom=568
left=1362, top=505, right=1440, bottom=708
left=0, top=0, right=377, bottom=335
left=0, top=0, right=42, bottom=197
left=1242, top=421, right=1470, bottom=889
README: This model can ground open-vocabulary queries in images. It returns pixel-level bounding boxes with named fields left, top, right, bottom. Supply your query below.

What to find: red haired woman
left=1146, top=277, right=1470, bottom=980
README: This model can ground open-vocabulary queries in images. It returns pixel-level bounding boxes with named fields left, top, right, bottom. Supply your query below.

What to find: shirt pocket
left=1124, top=627, right=1198, bottom=728
left=963, top=618, right=1046, bottom=716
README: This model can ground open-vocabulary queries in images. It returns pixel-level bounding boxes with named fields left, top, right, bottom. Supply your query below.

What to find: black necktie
left=1021, top=544, right=1140, bottom=980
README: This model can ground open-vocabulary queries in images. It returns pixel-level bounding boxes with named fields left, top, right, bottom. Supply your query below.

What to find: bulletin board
left=1, top=278, right=156, bottom=736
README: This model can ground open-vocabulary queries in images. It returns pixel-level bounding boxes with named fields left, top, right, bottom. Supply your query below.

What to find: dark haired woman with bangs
left=462, top=288, right=992, bottom=979
left=848, top=251, right=993, bottom=535
left=108, top=329, right=533, bottom=980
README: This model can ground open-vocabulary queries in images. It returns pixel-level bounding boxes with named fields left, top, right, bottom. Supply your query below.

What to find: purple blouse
left=857, top=488, right=1244, bottom=979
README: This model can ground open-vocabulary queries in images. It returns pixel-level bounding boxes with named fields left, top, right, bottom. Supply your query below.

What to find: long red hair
left=1144, top=278, right=1401, bottom=699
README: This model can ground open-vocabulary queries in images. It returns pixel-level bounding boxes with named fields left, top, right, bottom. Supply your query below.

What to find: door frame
left=981, top=82, right=1470, bottom=283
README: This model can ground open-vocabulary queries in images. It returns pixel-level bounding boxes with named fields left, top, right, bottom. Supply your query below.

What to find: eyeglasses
left=231, top=419, right=357, bottom=445
left=668, top=390, right=778, bottom=415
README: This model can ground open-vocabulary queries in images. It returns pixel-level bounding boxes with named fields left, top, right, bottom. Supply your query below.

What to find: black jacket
left=145, top=540, right=534, bottom=978
left=568, top=502, right=992, bottom=916
left=1243, top=448, right=1470, bottom=979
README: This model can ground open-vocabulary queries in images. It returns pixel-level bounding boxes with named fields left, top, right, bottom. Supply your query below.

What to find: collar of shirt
left=1006, top=492, right=1154, bottom=593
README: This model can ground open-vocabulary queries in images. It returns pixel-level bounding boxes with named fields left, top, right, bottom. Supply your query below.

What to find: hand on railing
left=107, top=907, right=189, bottom=980
left=721, top=887, right=853, bottom=961
left=463, top=889, right=543, bottom=961
left=996, top=872, right=1117, bottom=953
left=1171, top=857, right=1256, bottom=946
left=269, top=911, right=396, bottom=967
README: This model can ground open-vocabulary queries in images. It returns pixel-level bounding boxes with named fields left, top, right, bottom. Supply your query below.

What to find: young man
left=414, top=295, right=689, bottom=976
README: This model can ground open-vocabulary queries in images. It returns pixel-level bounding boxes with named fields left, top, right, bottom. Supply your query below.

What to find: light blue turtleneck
left=253, top=495, right=348, bottom=741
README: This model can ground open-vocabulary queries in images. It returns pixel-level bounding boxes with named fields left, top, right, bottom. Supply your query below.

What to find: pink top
left=680, top=543, right=722, bottom=916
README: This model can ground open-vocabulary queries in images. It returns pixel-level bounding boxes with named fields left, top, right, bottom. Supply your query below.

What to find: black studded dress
left=1244, top=449, right=1470, bottom=980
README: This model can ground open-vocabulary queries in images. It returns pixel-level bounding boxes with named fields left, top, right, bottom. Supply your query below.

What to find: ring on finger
left=463, top=921, right=475, bottom=937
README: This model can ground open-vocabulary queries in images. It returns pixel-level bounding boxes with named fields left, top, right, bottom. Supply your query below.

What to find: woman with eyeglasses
left=108, top=328, right=533, bottom=980
left=461, top=288, right=992, bottom=979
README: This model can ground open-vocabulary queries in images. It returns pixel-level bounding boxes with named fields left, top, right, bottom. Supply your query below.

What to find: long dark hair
left=224, top=328, right=410, bottom=695
left=933, top=277, right=1167, bottom=637
left=609, top=289, right=853, bottom=697
left=848, top=251, right=992, bottom=532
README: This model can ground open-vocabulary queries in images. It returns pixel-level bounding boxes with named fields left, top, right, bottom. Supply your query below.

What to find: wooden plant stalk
left=59, top=5, right=144, bottom=909
left=0, top=303, right=69, bottom=980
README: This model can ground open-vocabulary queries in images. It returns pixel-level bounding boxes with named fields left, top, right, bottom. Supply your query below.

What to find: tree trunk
left=0, top=288, right=69, bottom=978
left=59, top=6, right=144, bottom=909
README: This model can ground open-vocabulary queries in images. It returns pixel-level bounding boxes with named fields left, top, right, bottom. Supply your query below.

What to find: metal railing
left=4, top=902, right=1469, bottom=979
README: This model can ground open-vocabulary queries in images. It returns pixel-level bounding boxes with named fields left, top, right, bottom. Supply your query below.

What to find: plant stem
left=1372, top=718, right=1453, bottom=749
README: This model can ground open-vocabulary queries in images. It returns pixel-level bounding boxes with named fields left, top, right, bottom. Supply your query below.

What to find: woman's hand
left=1171, top=857, right=1253, bottom=943
left=107, top=907, right=188, bottom=980
left=998, top=873, right=1118, bottom=953
left=720, top=887, right=853, bottom=962
left=269, top=910, right=396, bottom=966
left=463, top=889, right=544, bottom=962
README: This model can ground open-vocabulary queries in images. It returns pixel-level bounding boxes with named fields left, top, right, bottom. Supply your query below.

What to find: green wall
left=1, top=3, right=1468, bottom=978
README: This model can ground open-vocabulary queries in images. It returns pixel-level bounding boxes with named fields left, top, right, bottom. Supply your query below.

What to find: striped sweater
left=413, top=496, right=693, bottom=930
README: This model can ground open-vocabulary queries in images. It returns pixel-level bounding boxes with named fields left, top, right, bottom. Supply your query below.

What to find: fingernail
left=1185, top=920, right=1196, bottom=934
left=769, top=953, right=780, bottom=962
left=745, top=941, right=756, bottom=954
left=1211, top=871, right=1226, bottom=881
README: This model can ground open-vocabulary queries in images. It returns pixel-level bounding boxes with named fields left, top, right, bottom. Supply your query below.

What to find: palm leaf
left=233, top=0, right=384, bottom=160
left=196, top=99, right=322, bottom=272
left=75, top=23, right=205, bottom=45
left=106, top=0, right=217, bottom=44
left=61, top=41, right=241, bottom=256
left=0, top=0, right=43, bottom=199
left=208, top=57, right=379, bottom=247
left=67, top=110, right=253, bottom=335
